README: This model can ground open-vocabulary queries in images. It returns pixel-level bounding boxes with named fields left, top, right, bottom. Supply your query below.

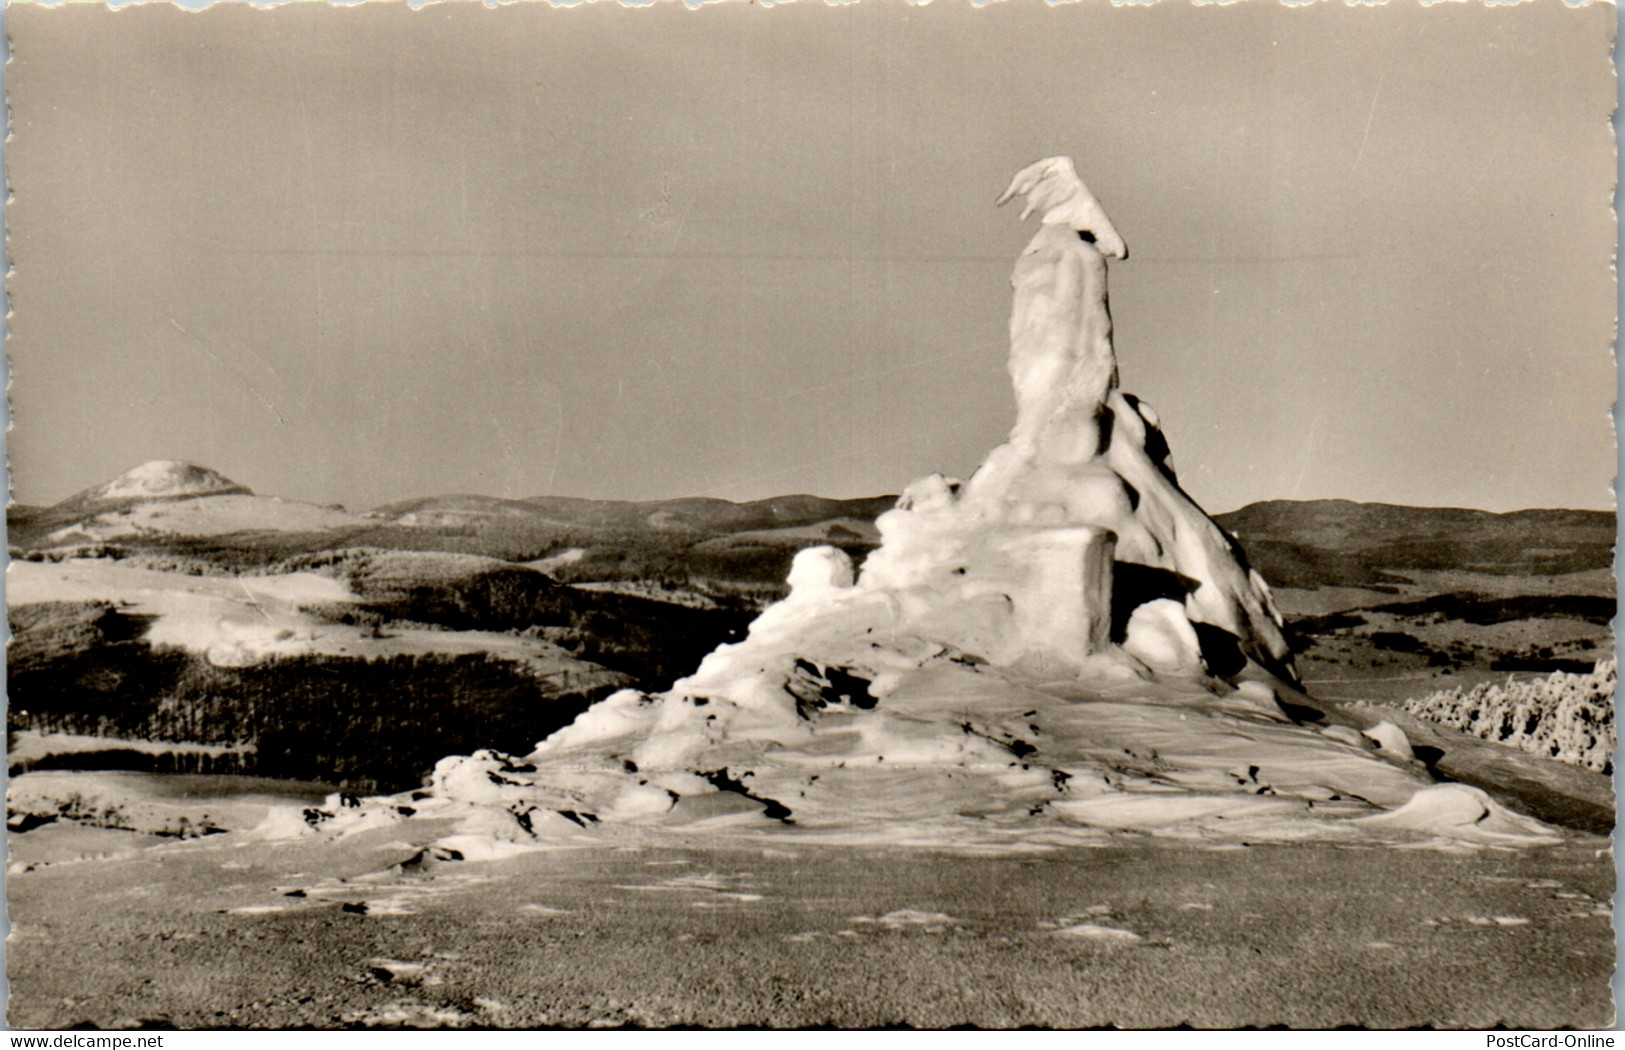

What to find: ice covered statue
left=300, top=159, right=1557, bottom=851
left=856, top=155, right=1295, bottom=680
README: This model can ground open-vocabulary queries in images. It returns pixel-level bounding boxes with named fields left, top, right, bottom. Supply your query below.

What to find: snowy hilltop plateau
left=67, top=459, right=251, bottom=505
left=10, top=459, right=364, bottom=548
left=286, top=158, right=1564, bottom=856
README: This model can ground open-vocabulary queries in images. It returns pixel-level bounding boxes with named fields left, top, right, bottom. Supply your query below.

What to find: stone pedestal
left=995, top=525, right=1115, bottom=667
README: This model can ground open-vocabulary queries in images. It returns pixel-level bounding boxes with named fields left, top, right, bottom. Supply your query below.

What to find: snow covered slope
left=7, top=558, right=613, bottom=677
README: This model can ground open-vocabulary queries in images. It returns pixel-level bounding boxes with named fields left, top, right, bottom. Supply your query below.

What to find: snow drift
left=301, top=158, right=1564, bottom=853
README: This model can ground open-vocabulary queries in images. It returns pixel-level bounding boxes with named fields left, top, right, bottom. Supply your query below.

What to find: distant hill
left=1213, top=499, right=1615, bottom=588
left=7, top=464, right=900, bottom=586
left=376, top=492, right=900, bottom=535
left=56, top=460, right=251, bottom=511
left=350, top=492, right=899, bottom=588
left=11, top=464, right=1613, bottom=597
left=8, top=461, right=364, bottom=553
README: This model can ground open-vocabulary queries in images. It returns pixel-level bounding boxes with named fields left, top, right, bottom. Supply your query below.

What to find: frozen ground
left=6, top=826, right=1612, bottom=1029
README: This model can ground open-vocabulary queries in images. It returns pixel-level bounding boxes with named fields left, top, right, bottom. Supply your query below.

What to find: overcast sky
left=7, top=0, right=1616, bottom=513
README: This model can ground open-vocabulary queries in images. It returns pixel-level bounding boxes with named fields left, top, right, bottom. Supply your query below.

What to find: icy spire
left=976, top=156, right=1126, bottom=475
left=996, top=156, right=1127, bottom=259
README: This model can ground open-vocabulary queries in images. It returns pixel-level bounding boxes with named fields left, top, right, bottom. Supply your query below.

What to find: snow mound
left=1352, top=784, right=1561, bottom=847
left=293, top=158, right=1569, bottom=856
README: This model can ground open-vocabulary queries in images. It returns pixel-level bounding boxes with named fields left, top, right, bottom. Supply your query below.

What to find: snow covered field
left=8, top=558, right=597, bottom=673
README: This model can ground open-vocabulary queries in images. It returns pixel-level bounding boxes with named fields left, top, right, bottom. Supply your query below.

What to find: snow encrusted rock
left=308, top=159, right=1565, bottom=854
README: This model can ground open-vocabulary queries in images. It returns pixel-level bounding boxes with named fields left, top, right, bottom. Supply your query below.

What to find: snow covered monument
left=855, top=156, right=1295, bottom=682
left=312, top=158, right=1559, bottom=851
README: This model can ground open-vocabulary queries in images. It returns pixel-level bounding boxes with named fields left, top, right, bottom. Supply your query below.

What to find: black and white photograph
left=3, top=0, right=1617, bottom=1030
